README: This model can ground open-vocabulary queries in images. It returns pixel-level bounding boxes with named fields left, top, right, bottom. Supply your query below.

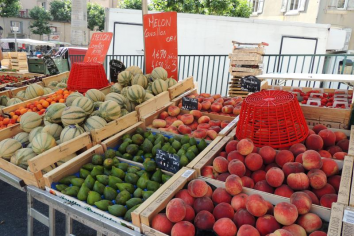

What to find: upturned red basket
left=235, top=90, right=309, bottom=148
left=67, top=62, right=109, bottom=93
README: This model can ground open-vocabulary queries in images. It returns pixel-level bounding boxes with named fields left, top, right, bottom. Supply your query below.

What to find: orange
left=37, top=104, right=43, bottom=110
left=17, top=117, right=21, bottom=122
left=59, top=99, right=65, bottom=103
left=64, top=94, right=69, bottom=99
left=20, top=108, right=27, bottom=114
left=9, top=112, right=15, bottom=117
left=32, top=107, right=38, bottom=112
left=57, top=89, right=64, bottom=94
left=42, top=101, right=49, bottom=108
left=12, top=115, right=18, bottom=120
left=3, top=118, right=9, bottom=125
left=46, top=98, right=52, bottom=103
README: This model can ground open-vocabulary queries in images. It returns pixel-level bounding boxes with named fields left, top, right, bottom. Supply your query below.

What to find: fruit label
left=182, top=97, right=198, bottom=110
left=181, top=169, right=195, bottom=178
left=343, top=210, right=354, bottom=224
left=155, top=149, right=180, bottom=173
left=109, top=59, right=126, bottom=83
left=43, top=56, right=60, bottom=75
left=241, top=75, right=261, bottom=92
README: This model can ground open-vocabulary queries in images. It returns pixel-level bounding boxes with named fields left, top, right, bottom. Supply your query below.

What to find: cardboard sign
left=182, top=97, right=198, bottom=110
left=109, top=59, right=126, bottom=82
left=241, top=75, right=261, bottom=92
left=84, top=32, right=113, bottom=64
left=43, top=56, right=60, bottom=75
left=143, top=12, right=178, bottom=80
left=155, top=149, right=180, bottom=173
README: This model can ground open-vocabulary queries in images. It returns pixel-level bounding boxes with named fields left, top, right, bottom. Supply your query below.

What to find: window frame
left=337, top=0, right=349, bottom=10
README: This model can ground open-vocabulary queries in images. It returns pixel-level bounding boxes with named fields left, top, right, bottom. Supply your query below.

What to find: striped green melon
left=10, top=148, right=37, bottom=169
left=44, top=120, right=53, bottom=126
left=151, top=67, right=168, bottom=81
left=61, top=77, right=69, bottom=83
left=42, top=123, right=63, bottom=140
left=66, top=92, right=84, bottom=106
left=44, top=103, right=66, bottom=124
left=98, top=101, right=121, bottom=122
left=20, top=112, right=42, bottom=132
left=27, top=142, right=32, bottom=148
left=61, top=106, right=87, bottom=126
left=0, top=138, right=22, bottom=160
left=166, top=78, right=178, bottom=87
left=93, top=101, right=103, bottom=110
left=56, top=82, right=67, bottom=89
left=32, top=133, right=57, bottom=154
left=72, top=97, right=94, bottom=115
left=105, top=93, right=128, bottom=108
left=16, top=90, right=26, bottom=99
left=90, top=110, right=100, bottom=117
left=25, top=83, right=44, bottom=99
left=132, top=74, right=148, bottom=89
left=13, top=132, right=30, bottom=146
left=83, top=116, right=107, bottom=132
left=43, top=88, right=53, bottom=95
left=29, top=126, right=44, bottom=142
left=85, top=89, right=106, bottom=102
left=127, top=85, right=146, bottom=104
left=146, top=82, right=153, bottom=93
left=126, top=66, right=143, bottom=76
left=6, top=98, right=22, bottom=106
left=48, top=81, right=58, bottom=87
left=152, top=79, right=168, bottom=95
left=125, top=100, right=137, bottom=112
left=0, top=95, right=9, bottom=106
left=145, top=74, right=153, bottom=82
left=121, top=86, right=129, bottom=97
left=60, top=125, right=85, bottom=143
left=110, top=83, right=123, bottom=93
left=121, top=109, right=129, bottom=117
left=144, top=93, right=155, bottom=102
left=118, top=71, right=133, bottom=87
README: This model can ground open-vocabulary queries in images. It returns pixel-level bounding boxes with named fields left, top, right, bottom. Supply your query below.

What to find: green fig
left=77, top=185, right=90, bottom=201
left=185, top=150, right=196, bottom=162
left=70, top=178, right=84, bottom=187
left=116, top=183, right=135, bottom=194
left=133, top=188, right=143, bottom=198
left=181, top=135, right=190, bottom=144
left=92, top=154, right=103, bottom=165
left=127, top=166, right=141, bottom=173
left=103, top=158, right=114, bottom=169
left=132, top=134, right=144, bottom=145
left=104, top=186, right=117, bottom=201
left=59, top=175, right=76, bottom=185
left=93, top=181, right=105, bottom=195
left=151, top=169, right=162, bottom=183
left=125, top=173, right=139, bottom=185
left=55, top=184, right=68, bottom=191
left=96, top=175, right=109, bottom=185
left=172, top=140, right=181, bottom=151
left=142, top=139, right=153, bottom=153
left=142, top=191, right=154, bottom=200
left=147, top=180, right=160, bottom=191
left=108, top=204, right=127, bottom=217
left=94, top=200, right=113, bottom=211
left=126, top=198, right=143, bottom=209
left=162, top=174, right=171, bottom=183
left=105, top=149, right=116, bottom=159
left=197, top=139, right=208, bottom=151
left=143, top=160, right=156, bottom=172
left=61, top=186, right=79, bottom=197
left=189, top=137, right=197, bottom=146
left=124, top=204, right=141, bottom=221
left=108, top=176, right=123, bottom=189
left=90, top=166, right=104, bottom=177
left=115, top=190, right=131, bottom=205
left=87, top=191, right=102, bottom=205
left=133, top=155, right=144, bottom=163
left=82, top=163, right=95, bottom=171
left=117, top=163, right=129, bottom=172
left=80, top=168, right=90, bottom=179
left=111, top=166, right=125, bottom=179
left=83, top=175, right=95, bottom=189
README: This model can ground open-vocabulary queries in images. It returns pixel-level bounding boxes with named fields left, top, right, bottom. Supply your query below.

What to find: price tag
left=343, top=210, right=354, bottom=224
left=155, top=149, right=180, bottom=173
left=43, top=56, right=60, bottom=75
left=84, top=32, right=113, bottom=64
left=241, top=75, right=261, bottom=92
left=109, top=59, right=126, bottom=82
left=182, top=97, right=198, bottom=110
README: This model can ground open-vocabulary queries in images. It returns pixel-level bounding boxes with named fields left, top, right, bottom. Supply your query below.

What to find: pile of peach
left=150, top=105, right=230, bottom=140
left=151, top=178, right=327, bottom=236
left=177, top=93, right=243, bottom=117
left=201, top=124, right=349, bottom=208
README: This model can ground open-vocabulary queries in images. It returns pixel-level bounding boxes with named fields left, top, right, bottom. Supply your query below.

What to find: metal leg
left=65, top=216, right=72, bottom=236
left=49, top=206, right=55, bottom=236
left=27, top=192, right=34, bottom=236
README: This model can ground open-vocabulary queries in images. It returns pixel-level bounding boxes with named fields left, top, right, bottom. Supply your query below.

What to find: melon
left=144, top=93, right=154, bottom=101
left=98, top=101, right=121, bottom=122
left=0, top=95, right=9, bottom=106
left=118, top=71, right=133, bottom=87
left=146, top=82, right=153, bottom=94
left=0, top=138, right=22, bottom=160
left=83, top=116, right=107, bottom=132
left=61, top=106, right=87, bottom=126
left=43, top=87, right=53, bottom=95
left=44, top=120, right=53, bottom=126
left=60, top=125, right=85, bottom=143
left=66, top=92, right=84, bottom=106
left=48, top=81, right=58, bottom=87
left=93, top=101, right=103, bottom=110
left=151, top=67, right=168, bottom=81
left=121, top=109, right=129, bottom=117
left=16, top=90, right=26, bottom=99
left=132, top=74, right=148, bottom=89
left=10, top=148, right=37, bottom=169
left=72, top=97, right=94, bottom=115
left=13, top=132, right=30, bottom=146
left=44, top=103, right=66, bottom=124
left=40, top=165, right=56, bottom=174
left=6, top=98, right=22, bottom=106
left=127, top=85, right=146, bottom=104
left=110, top=83, right=123, bottom=93
left=105, top=93, right=128, bottom=108
left=29, top=126, right=44, bottom=142
left=121, top=86, right=129, bottom=97
left=56, top=82, right=67, bottom=89
left=145, top=74, right=153, bottom=82
left=20, top=112, right=42, bottom=132
left=152, top=79, right=168, bottom=95
left=126, top=66, right=143, bottom=76
left=85, top=89, right=106, bottom=102
left=42, top=123, right=63, bottom=140
left=90, top=110, right=100, bottom=117
left=166, top=78, right=178, bottom=87
left=125, top=100, right=137, bottom=112
left=32, top=133, right=57, bottom=154
left=25, top=84, right=44, bottom=99
left=27, top=143, right=32, bottom=148
left=61, top=77, right=69, bottom=84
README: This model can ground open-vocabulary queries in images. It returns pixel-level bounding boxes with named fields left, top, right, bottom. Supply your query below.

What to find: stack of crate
left=1, top=52, right=10, bottom=68
left=9, top=52, right=28, bottom=71
left=228, top=41, right=265, bottom=98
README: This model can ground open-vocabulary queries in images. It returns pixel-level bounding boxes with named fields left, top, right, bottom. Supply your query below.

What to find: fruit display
left=0, top=74, right=51, bottom=89
left=0, top=75, right=32, bottom=85
left=52, top=148, right=171, bottom=222
left=149, top=177, right=328, bottom=236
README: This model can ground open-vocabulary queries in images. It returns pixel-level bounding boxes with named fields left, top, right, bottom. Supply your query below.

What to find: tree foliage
left=50, top=0, right=71, bottom=22
left=0, top=0, right=21, bottom=17
left=29, top=6, right=52, bottom=37
left=119, top=0, right=153, bottom=10
left=87, top=3, right=105, bottom=31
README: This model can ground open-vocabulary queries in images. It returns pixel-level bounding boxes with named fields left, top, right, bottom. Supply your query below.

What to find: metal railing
left=69, top=54, right=354, bottom=96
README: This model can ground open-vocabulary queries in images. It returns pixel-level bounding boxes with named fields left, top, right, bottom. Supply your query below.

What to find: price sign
left=43, top=56, right=60, bottom=75
left=109, top=59, right=126, bottom=82
left=84, top=32, right=113, bottom=64
left=155, top=149, right=180, bottom=173
left=182, top=97, right=198, bottom=110
left=143, top=12, right=178, bottom=80
left=241, top=75, right=261, bottom=92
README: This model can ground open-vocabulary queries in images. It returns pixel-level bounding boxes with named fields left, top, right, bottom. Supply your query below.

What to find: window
left=328, top=0, right=353, bottom=10
left=289, top=0, right=299, bottom=10
left=10, top=21, right=23, bottom=34
left=250, top=0, right=264, bottom=14
left=281, top=0, right=307, bottom=13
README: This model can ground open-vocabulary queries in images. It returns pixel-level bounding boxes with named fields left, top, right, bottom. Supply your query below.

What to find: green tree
left=50, top=0, right=71, bottom=22
left=0, top=0, right=21, bottom=17
left=119, top=0, right=153, bottom=10
left=29, top=6, right=52, bottom=38
left=87, top=3, right=105, bottom=31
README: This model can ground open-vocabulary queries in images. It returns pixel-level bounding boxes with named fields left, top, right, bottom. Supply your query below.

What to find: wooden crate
left=232, top=47, right=265, bottom=54
left=1, top=93, right=51, bottom=113
left=135, top=91, right=171, bottom=120
left=168, top=76, right=195, bottom=100
left=328, top=203, right=354, bottom=235
left=42, top=71, right=70, bottom=87
left=349, top=178, right=354, bottom=207
left=8, top=81, right=45, bottom=97
left=337, top=155, right=354, bottom=206
left=0, top=89, right=13, bottom=99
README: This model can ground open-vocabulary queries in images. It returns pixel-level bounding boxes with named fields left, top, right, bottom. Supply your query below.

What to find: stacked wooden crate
left=9, top=52, right=28, bottom=71
left=228, top=41, right=265, bottom=98
left=1, top=52, right=10, bottom=68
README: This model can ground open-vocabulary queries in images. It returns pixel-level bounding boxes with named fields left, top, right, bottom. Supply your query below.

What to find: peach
left=159, top=111, right=169, bottom=120
left=237, top=225, right=260, bottom=236
left=312, top=124, right=327, bottom=134
left=200, top=93, right=211, bottom=98
left=246, top=194, right=269, bottom=217
left=266, top=167, right=285, bottom=187
left=213, top=94, right=221, bottom=99
left=183, top=205, right=195, bottom=222
left=282, top=162, right=304, bottom=177
left=245, top=153, right=263, bottom=171
left=312, top=183, right=336, bottom=199
left=231, top=193, right=249, bottom=211
left=306, top=134, right=324, bottom=151
left=178, top=124, right=192, bottom=134
left=188, top=179, right=208, bottom=197
left=201, top=100, right=211, bottom=110
left=318, top=150, right=332, bottom=158
left=212, top=187, right=232, bottom=204
left=209, top=119, right=222, bottom=127
left=271, top=229, right=294, bottom=236
left=245, top=168, right=252, bottom=177
left=192, top=129, right=208, bottom=139
left=327, top=145, right=343, bottom=156
left=274, top=202, right=298, bottom=226
left=189, top=110, right=202, bottom=119
left=256, top=214, right=281, bottom=236
left=289, top=143, right=307, bottom=157
left=266, top=200, right=274, bottom=215
left=175, top=189, right=195, bottom=206
left=227, top=151, right=245, bottom=162
left=181, top=114, right=194, bottom=125
left=309, top=231, right=327, bottom=236
left=290, top=192, right=312, bottom=215
left=295, top=153, right=303, bottom=164
left=265, top=163, right=279, bottom=172
left=328, top=175, right=341, bottom=192
left=151, top=213, right=173, bottom=234
left=168, top=105, right=181, bottom=117
left=166, top=116, right=178, bottom=123
left=213, top=218, right=237, bottom=236
left=225, top=174, right=243, bottom=195
left=302, top=150, right=322, bottom=170
left=259, top=146, right=277, bottom=164
left=209, top=126, right=221, bottom=133
left=287, top=173, right=310, bottom=190
left=225, top=140, right=238, bottom=153
left=215, top=98, right=224, bottom=104
left=307, top=169, right=327, bottom=190
left=308, top=129, right=316, bottom=136
left=197, top=123, right=210, bottom=130
left=204, top=185, right=213, bottom=198
left=167, top=126, right=179, bottom=134
left=152, top=119, right=167, bottom=128
left=321, top=159, right=338, bottom=176
left=337, top=139, right=349, bottom=152
left=334, top=131, right=347, bottom=143
left=204, top=97, right=215, bottom=103
left=171, top=120, right=184, bottom=128
left=333, top=152, right=347, bottom=160
left=187, top=121, right=198, bottom=130
left=228, top=159, right=246, bottom=177
left=254, top=180, right=274, bottom=194
left=198, top=116, right=210, bottom=124
left=193, top=196, right=214, bottom=213
left=213, top=202, right=234, bottom=220
left=207, top=130, right=218, bottom=139
left=297, top=213, right=322, bottom=233
left=242, top=176, right=255, bottom=188
left=222, top=105, right=233, bottom=114
left=276, top=150, right=294, bottom=168
left=275, top=185, right=294, bottom=198
left=234, top=208, right=256, bottom=228
left=201, top=166, right=215, bottom=179
left=213, top=156, right=228, bottom=173
left=211, top=103, right=223, bottom=112
left=187, top=94, right=197, bottom=98
left=166, top=198, right=186, bottom=222
left=233, top=107, right=241, bottom=116
left=318, top=129, right=336, bottom=148
left=221, top=120, right=230, bottom=128
left=219, top=151, right=227, bottom=158
left=302, top=190, right=320, bottom=205
left=282, top=224, right=307, bottom=236
left=320, top=193, right=337, bottom=208
left=197, top=103, right=202, bottom=110
left=217, top=172, right=230, bottom=182
left=194, top=210, right=215, bottom=230
left=171, top=221, right=195, bottom=236
left=252, top=170, right=266, bottom=183
left=237, top=139, right=254, bottom=155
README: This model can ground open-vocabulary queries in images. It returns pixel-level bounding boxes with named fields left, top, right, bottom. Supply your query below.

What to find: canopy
left=49, top=41, right=71, bottom=45
left=0, top=38, right=56, bottom=46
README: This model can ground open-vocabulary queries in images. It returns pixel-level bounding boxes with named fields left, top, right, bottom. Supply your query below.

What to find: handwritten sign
left=109, top=59, right=126, bottom=82
left=84, top=32, right=113, bottom=64
left=143, top=12, right=178, bottom=80
left=241, top=75, right=261, bottom=92
left=182, top=97, right=198, bottom=110
left=43, top=56, right=60, bottom=75
left=155, top=149, right=180, bottom=173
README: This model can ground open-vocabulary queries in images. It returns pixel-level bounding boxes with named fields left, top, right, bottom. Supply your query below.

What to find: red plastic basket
left=67, top=62, right=109, bottom=93
left=235, top=90, right=309, bottom=148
